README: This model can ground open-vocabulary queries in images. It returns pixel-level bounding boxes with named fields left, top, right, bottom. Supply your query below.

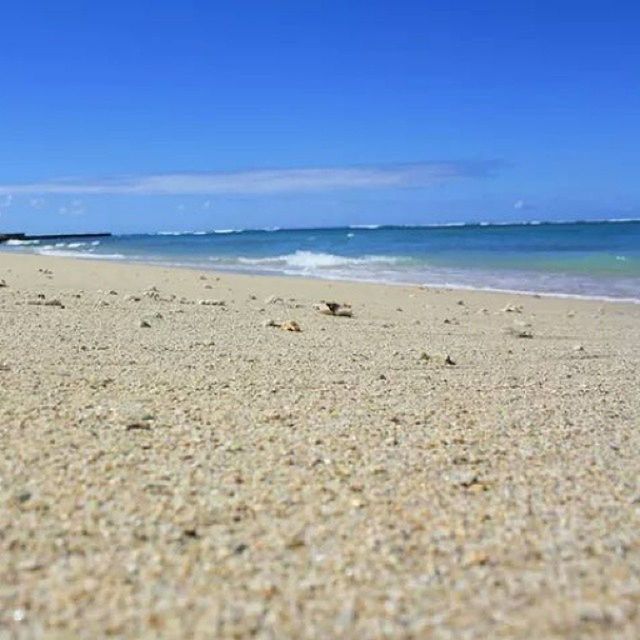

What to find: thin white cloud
left=514, top=199, right=534, bottom=210
left=0, top=194, right=11, bottom=219
left=29, top=196, right=45, bottom=209
left=0, top=162, right=500, bottom=196
left=59, top=199, right=86, bottom=216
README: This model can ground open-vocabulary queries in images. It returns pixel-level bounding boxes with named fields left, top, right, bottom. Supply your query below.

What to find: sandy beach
left=1, top=252, right=639, bottom=639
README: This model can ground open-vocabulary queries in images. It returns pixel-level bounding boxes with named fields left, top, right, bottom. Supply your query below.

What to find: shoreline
left=3, top=249, right=639, bottom=306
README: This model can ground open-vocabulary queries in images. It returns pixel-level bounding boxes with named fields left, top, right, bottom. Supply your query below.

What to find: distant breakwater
left=0, top=232, right=111, bottom=244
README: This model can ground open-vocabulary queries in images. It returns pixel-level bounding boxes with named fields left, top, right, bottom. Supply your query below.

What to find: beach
left=1, top=252, right=640, bottom=638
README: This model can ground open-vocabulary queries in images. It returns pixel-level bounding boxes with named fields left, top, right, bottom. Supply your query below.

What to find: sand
left=1, top=252, right=639, bottom=639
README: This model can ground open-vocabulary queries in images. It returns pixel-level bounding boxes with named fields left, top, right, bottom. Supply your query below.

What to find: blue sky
left=1, top=0, right=639, bottom=233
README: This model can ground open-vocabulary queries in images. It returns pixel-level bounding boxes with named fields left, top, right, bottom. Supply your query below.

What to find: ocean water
left=3, top=220, right=640, bottom=302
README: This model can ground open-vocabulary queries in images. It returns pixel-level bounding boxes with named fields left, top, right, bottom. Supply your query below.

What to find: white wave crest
left=157, top=230, right=209, bottom=236
left=5, top=239, right=40, bottom=246
left=36, top=248, right=125, bottom=260
left=237, top=250, right=403, bottom=270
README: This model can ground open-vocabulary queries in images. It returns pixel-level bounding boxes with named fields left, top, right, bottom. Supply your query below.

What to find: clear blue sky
left=1, top=0, right=639, bottom=233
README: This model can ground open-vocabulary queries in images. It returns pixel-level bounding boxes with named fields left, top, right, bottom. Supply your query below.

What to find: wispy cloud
left=58, top=199, right=86, bottom=216
left=0, top=194, right=10, bottom=220
left=514, top=199, right=534, bottom=211
left=0, top=161, right=500, bottom=196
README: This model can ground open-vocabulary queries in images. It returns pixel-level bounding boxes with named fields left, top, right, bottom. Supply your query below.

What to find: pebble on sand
left=313, top=301, right=353, bottom=317
left=504, top=324, right=533, bottom=339
left=144, top=289, right=161, bottom=300
left=261, top=318, right=302, bottom=331
left=27, top=298, right=65, bottom=308
left=126, top=420, right=152, bottom=431
left=447, top=470, right=481, bottom=488
left=419, top=352, right=456, bottom=366
left=198, top=299, right=226, bottom=306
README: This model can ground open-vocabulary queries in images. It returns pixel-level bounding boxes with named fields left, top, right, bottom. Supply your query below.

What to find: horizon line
left=4, top=217, right=639, bottom=239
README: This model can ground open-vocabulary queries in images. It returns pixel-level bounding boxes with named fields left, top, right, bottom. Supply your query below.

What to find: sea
left=3, top=220, right=640, bottom=302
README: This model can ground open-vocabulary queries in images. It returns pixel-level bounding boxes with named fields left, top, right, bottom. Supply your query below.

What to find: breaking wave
left=36, top=248, right=124, bottom=260
left=5, top=239, right=41, bottom=246
left=236, top=251, right=405, bottom=270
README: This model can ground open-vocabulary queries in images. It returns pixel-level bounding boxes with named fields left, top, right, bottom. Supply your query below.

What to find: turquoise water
left=4, top=220, right=640, bottom=301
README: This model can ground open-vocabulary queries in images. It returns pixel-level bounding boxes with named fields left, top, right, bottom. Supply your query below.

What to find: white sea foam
left=348, top=224, right=381, bottom=229
left=36, top=248, right=125, bottom=260
left=5, top=239, right=41, bottom=246
left=415, top=222, right=467, bottom=228
left=395, top=218, right=640, bottom=230
left=237, top=251, right=403, bottom=270
left=22, top=240, right=98, bottom=249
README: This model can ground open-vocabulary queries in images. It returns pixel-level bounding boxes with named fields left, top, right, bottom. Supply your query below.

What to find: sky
left=1, top=0, right=639, bottom=234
